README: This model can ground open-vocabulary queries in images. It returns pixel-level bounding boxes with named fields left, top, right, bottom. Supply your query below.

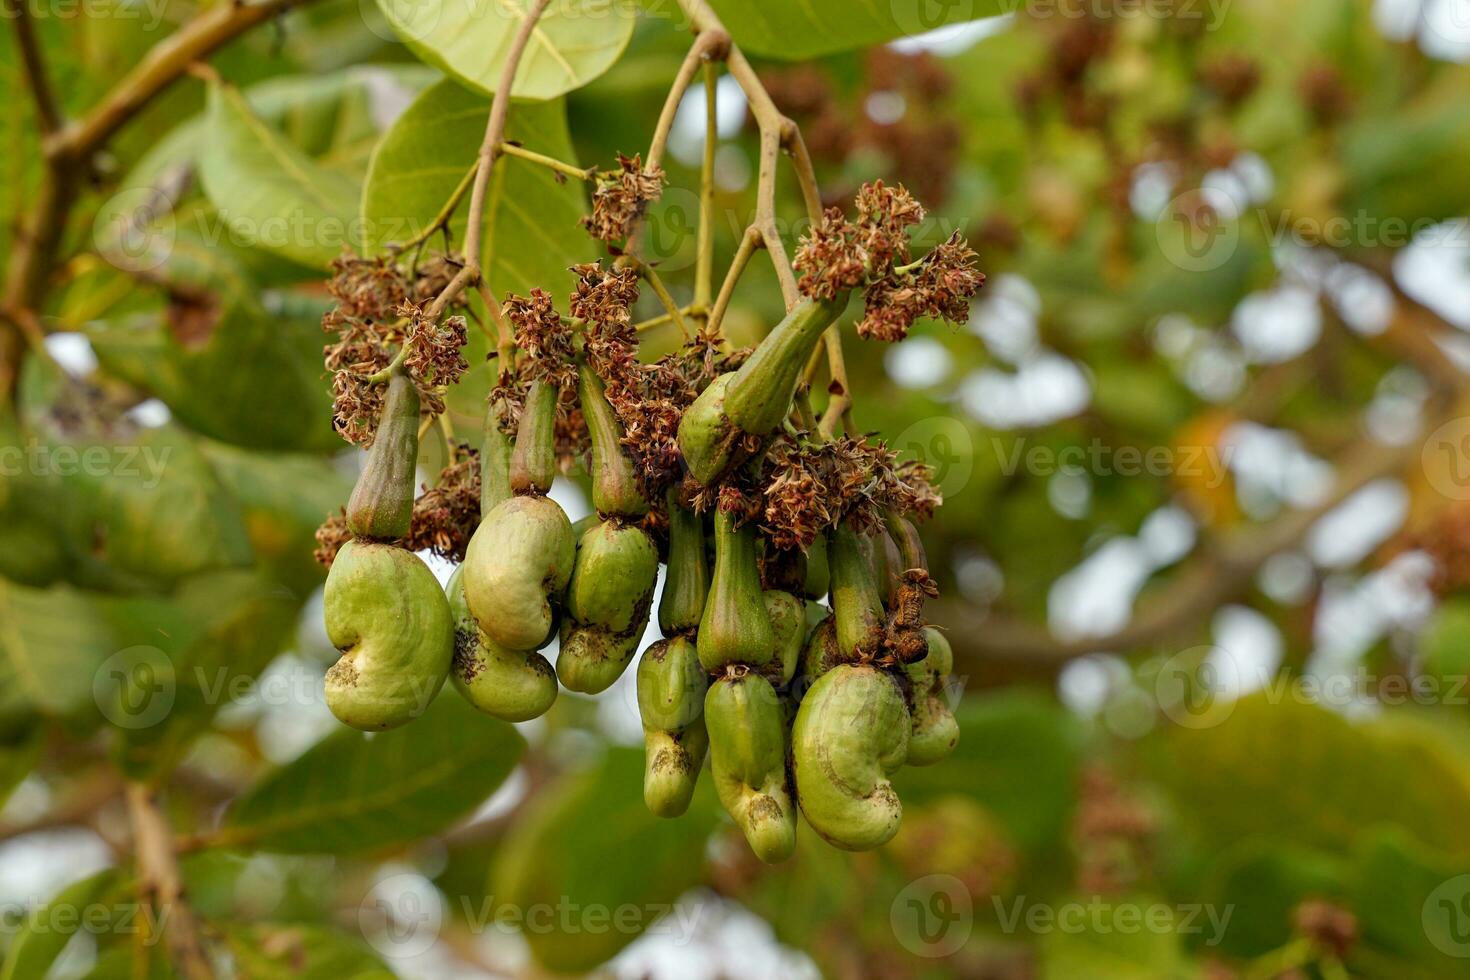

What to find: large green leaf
left=0, top=869, right=123, bottom=980
left=377, top=0, right=635, bottom=100
left=361, top=78, right=594, bottom=299
left=705, top=0, right=1006, bottom=59
left=224, top=924, right=395, bottom=979
left=0, top=580, right=117, bottom=736
left=1140, top=693, right=1470, bottom=859
left=199, top=80, right=365, bottom=270
left=491, top=747, right=719, bottom=973
left=1036, top=895, right=1191, bottom=980
left=223, top=691, right=524, bottom=853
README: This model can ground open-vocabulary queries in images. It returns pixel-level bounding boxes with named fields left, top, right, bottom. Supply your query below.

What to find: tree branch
left=6, top=0, right=62, bottom=136
left=127, top=784, right=215, bottom=980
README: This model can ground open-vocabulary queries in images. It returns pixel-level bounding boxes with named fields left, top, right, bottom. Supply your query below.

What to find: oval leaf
left=377, top=0, right=636, bottom=101
left=706, top=0, right=1006, bottom=60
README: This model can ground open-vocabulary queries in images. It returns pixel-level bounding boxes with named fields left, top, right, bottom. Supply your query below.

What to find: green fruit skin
left=448, top=566, right=556, bottom=722
left=763, top=590, right=805, bottom=687
left=830, top=525, right=885, bottom=658
left=802, top=533, right=831, bottom=600
left=509, top=379, right=558, bottom=495
left=865, top=528, right=902, bottom=610
left=706, top=673, right=797, bottom=864
left=905, top=627, right=959, bottom=766
left=676, top=373, right=739, bottom=486
left=658, top=498, right=708, bottom=634
left=323, top=540, right=453, bottom=730
left=580, top=366, right=649, bottom=519
left=796, top=613, right=851, bottom=696
left=885, top=512, right=927, bottom=573
left=556, top=520, right=660, bottom=694
left=463, top=495, right=575, bottom=652
left=723, top=296, right=846, bottom=436
left=346, top=372, right=420, bottom=539
left=637, top=636, right=709, bottom=817
left=792, top=664, right=909, bottom=850
left=481, top=406, right=513, bottom=514
left=698, top=510, right=776, bottom=671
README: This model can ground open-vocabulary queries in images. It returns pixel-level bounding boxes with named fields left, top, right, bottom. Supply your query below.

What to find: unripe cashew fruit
left=698, top=510, right=776, bottom=672
left=658, top=497, right=708, bottom=634
left=448, top=566, right=556, bottom=722
left=792, top=664, right=909, bottom=850
left=557, top=520, right=659, bottom=694
left=463, top=494, right=575, bottom=652
left=796, top=613, right=850, bottom=697
left=509, top=379, right=558, bottom=495
left=763, top=589, right=805, bottom=687
left=480, top=405, right=513, bottom=514
left=706, top=672, right=797, bottom=864
left=802, top=533, right=831, bottom=600
left=829, top=525, right=885, bottom=658
left=580, top=366, right=649, bottom=519
left=637, top=635, right=709, bottom=817
left=864, top=527, right=902, bottom=610
left=904, top=627, right=959, bottom=766
left=346, top=371, right=419, bottom=539
left=677, top=296, right=845, bottom=484
left=323, top=540, right=453, bottom=730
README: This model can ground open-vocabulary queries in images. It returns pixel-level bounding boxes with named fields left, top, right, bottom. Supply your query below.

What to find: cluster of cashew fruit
left=322, top=289, right=958, bottom=860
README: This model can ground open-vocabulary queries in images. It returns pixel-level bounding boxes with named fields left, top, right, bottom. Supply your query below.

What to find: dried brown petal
left=582, top=153, right=666, bottom=243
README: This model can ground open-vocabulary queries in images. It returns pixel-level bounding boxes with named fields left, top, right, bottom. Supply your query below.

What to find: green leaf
left=361, top=78, right=594, bottom=299
left=200, top=80, right=364, bottom=270
left=85, top=297, right=339, bottom=454
left=705, top=0, right=1006, bottom=60
left=1140, top=692, right=1470, bottom=859
left=377, top=0, right=636, bottom=101
left=223, top=924, right=395, bottom=979
left=0, top=869, right=123, bottom=980
left=1198, top=840, right=1348, bottom=957
left=895, top=690, right=1082, bottom=858
left=224, top=691, right=524, bottom=853
left=0, top=580, right=116, bottom=736
left=1036, top=895, right=1192, bottom=980
left=491, top=746, right=718, bottom=973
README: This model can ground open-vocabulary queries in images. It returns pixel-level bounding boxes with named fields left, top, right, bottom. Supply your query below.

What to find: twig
left=497, top=141, right=595, bottom=181
left=706, top=225, right=759, bottom=340
left=632, top=260, right=691, bottom=341
left=127, top=784, right=214, bottom=980
left=396, top=159, right=480, bottom=252
left=6, top=0, right=62, bottom=136
left=693, top=61, right=719, bottom=317
left=425, top=0, right=553, bottom=321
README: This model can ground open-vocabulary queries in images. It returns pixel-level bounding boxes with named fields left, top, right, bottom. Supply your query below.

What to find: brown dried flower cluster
left=503, top=289, right=578, bottom=393
left=314, top=445, right=482, bottom=567
left=323, top=253, right=468, bottom=446
left=796, top=183, right=983, bottom=341
left=582, top=153, right=666, bottom=243
left=720, top=432, right=943, bottom=552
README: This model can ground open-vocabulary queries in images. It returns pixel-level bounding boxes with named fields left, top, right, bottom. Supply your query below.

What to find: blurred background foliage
left=4, top=0, right=1470, bottom=976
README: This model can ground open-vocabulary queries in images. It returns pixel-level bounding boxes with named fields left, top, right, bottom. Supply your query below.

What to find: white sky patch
left=1366, top=365, right=1429, bottom=445
left=668, top=75, right=748, bottom=167
left=885, top=335, right=953, bottom=389
left=1259, top=551, right=1316, bottom=605
left=1138, top=505, right=1197, bottom=566
left=1129, top=161, right=1177, bottom=220
left=971, top=273, right=1041, bottom=364
left=125, top=397, right=172, bottom=428
left=864, top=90, right=907, bottom=125
left=1048, top=469, right=1091, bottom=519
left=1221, top=421, right=1334, bottom=518
left=1210, top=605, right=1283, bottom=699
left=1231, top=151, right=1275, bottom=204
left=0, top=829, right=113, bottom=909
left=1200, top=168, right=1248, bottom=219
left=1231, top=284, right=1322, bottom=362
left=613, top=890, right=821, bottom=980
left=1419, top=0, right=1470, bottom=61
left=1058, top=654, right=1130, bottom=717
left=1307, top=479, right=1409, bottom=569
left=959, top=353, right=1091, bottom=429
left=1395, top=220, right=1470, bottom=329
left=1327, top=263, right=1394, bottom=335
left=44, top=332, right=98, bottom=376
left=1309, top=551, right=1437, bottom=684
left=1183, top=340, right=1247, bottom=402
left=1048, top=537, right=1154, bottom=641
left=888, top=15, right=1014, bottom=56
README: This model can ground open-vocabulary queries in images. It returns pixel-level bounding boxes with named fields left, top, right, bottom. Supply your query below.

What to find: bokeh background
left=4, top=0, right=1470, bottom=976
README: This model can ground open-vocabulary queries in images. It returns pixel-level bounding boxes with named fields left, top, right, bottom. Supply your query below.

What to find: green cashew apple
left=448, top=566, right=556, bottom=722
left=706, top=672, right=797, bottom=864
left=763, top=590, right=805, bottom=687
left=462, top=495, right=575, bottom=652
left=829, top=524, right=885, bottom=659
left=580, top=366, right=649, bottom=519
left=658, top=497, right=709, bottom=634
left=904, top=627, right=959, bottom=766
left=346, top=371, right=420, bottom=539
left=508, top=379, right=558, bottom=495
left=323, top=540, right=453, bottom=730
left=481, top=405, right=512, bottom=513
left=792, top=664, right=909, bottom=850
left=802, top=532, right=831, bottom=600
left=678, top=296, right=845, bottom=484
left=556, top=519, right=660, bottom=694
left=698, top=510, right=775, bottom=671
left=637, top=635, right=709, bottom=817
